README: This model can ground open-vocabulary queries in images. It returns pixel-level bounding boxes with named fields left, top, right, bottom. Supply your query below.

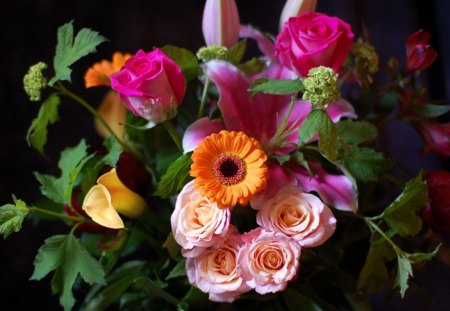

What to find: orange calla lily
left=82, top=168, right=147, bottom=229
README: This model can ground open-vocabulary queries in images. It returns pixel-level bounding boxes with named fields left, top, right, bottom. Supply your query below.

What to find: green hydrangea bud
left=351, top=42, right=379, bottom=74
left=197, top=45, right=229, bottom=62
left=23, top=62, right=48, bottom=101
left=302, top=66, right=340, bottom=107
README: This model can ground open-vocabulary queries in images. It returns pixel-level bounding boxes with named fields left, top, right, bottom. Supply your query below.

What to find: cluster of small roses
left=171, top=179, right=336, bottom=302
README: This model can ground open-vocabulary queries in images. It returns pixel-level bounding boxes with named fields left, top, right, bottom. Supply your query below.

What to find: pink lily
left=183, top=60, right=358, bottom=212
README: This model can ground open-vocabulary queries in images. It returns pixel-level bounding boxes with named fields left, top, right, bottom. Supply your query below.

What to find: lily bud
left=202, top=0, right=240, bottom=48
left=82, top=168, right=148, bottom=229
left=279, top=0, right=317, bottom=30
left=405, top=30, right=437, bottom=73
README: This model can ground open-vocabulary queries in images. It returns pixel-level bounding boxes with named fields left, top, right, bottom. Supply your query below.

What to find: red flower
left=422, top=170, right=450, bottom=236
left=405, top=30, right=437, bottom=73
left=419, top=122, right=450, bottom=157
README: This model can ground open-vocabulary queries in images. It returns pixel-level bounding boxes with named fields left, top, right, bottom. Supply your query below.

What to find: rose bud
left=418, top=122, right=450, bottom=157
left=275, top=12, right=354, bottom=77
left=422, top=170, right=450, bottom=236
left=110, top=49, right=186, bottom=124
left=405, top=30, right=437, bottom=73
left=202, top=0, right=240, bottom=48
left=279, top=0, right=317, bottom=30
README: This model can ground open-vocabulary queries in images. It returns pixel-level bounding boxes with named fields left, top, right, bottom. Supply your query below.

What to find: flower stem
left=365, top=217, right=401, bottom=253
left=163, top=120, right=183, bottom=151
left=30, top=207, right=87, bottom=223
left=198, top=77, right=210, bottom=119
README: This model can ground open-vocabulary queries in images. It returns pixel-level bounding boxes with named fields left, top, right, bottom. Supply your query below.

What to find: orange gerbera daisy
left=190, top=130, right=269, bottom=208
left=84, top=52, right=131, bottom=88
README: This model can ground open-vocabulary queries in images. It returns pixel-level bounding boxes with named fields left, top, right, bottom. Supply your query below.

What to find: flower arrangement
left=2, top=0, right=449, bottom=310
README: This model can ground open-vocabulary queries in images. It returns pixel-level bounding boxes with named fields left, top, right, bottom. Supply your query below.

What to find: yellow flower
left=190, top=130, right=269, bottom=208
left=94, top=90, right=128, bottom=140
left=82, top=168, right=147, bottom=229
left=84, top=52, right=131, bottom=88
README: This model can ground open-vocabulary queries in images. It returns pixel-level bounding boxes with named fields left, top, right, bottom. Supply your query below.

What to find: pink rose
left=171, top=181, right=230, bottom=254
left=275, top=12, right=354, bottom=77
left=238, top=228, right=301, bottom=294
left=186, top=227, right=251, bottom=302
left=256, top=186, right=336, bottom=247
left=110, top=49, right=186, bottom=123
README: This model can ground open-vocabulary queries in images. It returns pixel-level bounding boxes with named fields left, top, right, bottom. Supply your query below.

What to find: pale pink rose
left=275, top=12, right=354, bottom=77
left=171, top=181, right=230, bottom=253
left=256, top=186, right=336, bottom=247
left=186, top=227, right=251, bottom=302
left=238, top=228, right=301, bottom=294
left=110, top=49, right=186, bottom=123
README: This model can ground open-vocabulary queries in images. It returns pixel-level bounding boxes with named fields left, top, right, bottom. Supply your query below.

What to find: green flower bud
left=23, top=62, right=48, bottom=101
left=197, top=45, right=229, bottom=62
left=351, top=42, right=379, bottom=74
left=302, top=66, right=340, bottom=107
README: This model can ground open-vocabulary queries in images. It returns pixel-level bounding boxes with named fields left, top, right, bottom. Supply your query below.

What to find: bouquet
left=2, top=0, right=449, bottom=310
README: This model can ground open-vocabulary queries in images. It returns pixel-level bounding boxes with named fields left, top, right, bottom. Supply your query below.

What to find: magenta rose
left=275, top=12, right=354, bottom=77
left=110, top=49, right=185, bottom=123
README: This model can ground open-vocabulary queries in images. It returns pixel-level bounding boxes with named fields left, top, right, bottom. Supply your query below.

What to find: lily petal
left=82, top=184, right=125, bottom=229
left=239, top=25, right=276, bottom=59
left=182, top=117, right=225, bottom=153
left=287, top=163, right=358, bottom=212
left=326, top=99, right=357, bottom=122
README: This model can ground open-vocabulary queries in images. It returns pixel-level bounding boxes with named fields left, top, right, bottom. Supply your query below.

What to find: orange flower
left=84, top=52, right=131, bottom=88
left=190, top=130, right=269, bottom=208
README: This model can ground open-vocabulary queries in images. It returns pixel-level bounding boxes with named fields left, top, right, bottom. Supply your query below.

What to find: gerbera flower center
left=212, top=154, right=246, bottom=186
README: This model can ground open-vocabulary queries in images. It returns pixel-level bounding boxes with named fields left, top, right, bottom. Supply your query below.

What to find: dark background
left=0, top=0, right=449, bottom=310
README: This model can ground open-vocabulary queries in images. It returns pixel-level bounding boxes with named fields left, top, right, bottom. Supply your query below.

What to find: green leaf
left=134, top=276, right=179, bottom=307
left=357, top=238, right=396, bottom=294
left=227, top=39, right=247, bottom=64
left=299, top=109, right=338, bottom=160
left=407, top=244, right=441, bottom=263
left=35, top=140, right=93, bottom=204
left=31, top=234, right=106, bottom=311
left=162, top=233, right=181, bottom=258
left=283, top=288, right=324, bottom=311
left=83, top=276, right=135, bottom=311
left=410, top=103, right=450, bottom=118
left=238, top=57, right=265, bottom=76
left=343, top=147, right=392, bottom=182
left=382, top=174, right=428, bottom=236
left=101, top=136, right=122, bottom=168
left=0, top=196, right=30, bottom=239
left=154, top=153, right=192, bottom=198
left=336, top=120, right=378, bottom=145
left=161, top=45, right=199, bottom=82
left=395, top=254, right=413, bottom=298
left=250, top=78, right=304, bottom=95
left=166, top=259, right=186, bottom=280
left=26, top=94, right=61, bottom=155
left=49, top=21, right=107, bottom=85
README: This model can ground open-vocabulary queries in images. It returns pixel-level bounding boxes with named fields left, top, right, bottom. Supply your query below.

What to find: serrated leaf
left=35, top=140, right=93, bottom=204
left=0, top=196, right=30, bottom=239
left=31, top=234, right=106, bottom=311
left=154, top=153, right=192, bottom=198
left=357, top=238, right=396, bottom=294
left=250, top=78, right=304, bottom=95
left=382, top=174, right=428, bottom=236
left=134, top=276, right=179, bottom=306
left=343, top=147, right=392, bottom=182
left=410, top=103, right=450, bottom=118
left=101, top=136, right=122, bottom=168
left=227, top=39, right=247, bottom=64
left=336, top=120, right=378, bottom=145
left=394, top=254, right=413, bottom=298
left=160, top=45, right=199, bottom=82
left=166, top=259, right=186, bottom=280
left=49, top=21, right=107, bottom=85
left=26, top=94, right=61, bottom=155
left=299, top=109, right=338, bottom=160
left=407, top=244, right=441, bottom=263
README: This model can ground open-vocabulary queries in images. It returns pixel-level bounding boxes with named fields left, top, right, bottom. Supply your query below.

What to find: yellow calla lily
left=94, top=90, right=128, bottom=141
left=82, top=168, right=147, bottom=229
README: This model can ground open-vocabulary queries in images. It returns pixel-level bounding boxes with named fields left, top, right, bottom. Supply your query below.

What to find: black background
left=0, top=0, right=449, bottom=310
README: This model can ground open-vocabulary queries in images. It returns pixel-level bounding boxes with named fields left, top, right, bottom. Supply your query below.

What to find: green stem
left=30, top=207, right=88, bottom=223
left=365, top=218, right=401, bottom=253
left=162, top=120, right=183, bottom=151
left=198, top=77, right=210, bottom=119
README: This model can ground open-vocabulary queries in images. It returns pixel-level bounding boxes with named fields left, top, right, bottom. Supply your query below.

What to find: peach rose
left=186, top=227, right=251, bottom=302
left=171, top=181, right=230, bottom=253
left=257, top=186, right=336, bottom=247
left=238, top=228, right=301, bottom=294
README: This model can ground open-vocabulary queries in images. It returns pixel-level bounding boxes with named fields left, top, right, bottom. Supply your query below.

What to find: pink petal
left=239, top=25, right=276, bottom=59
left=325, top=99, right=357, bottom=122
left=287, top=162, right=358, bottom=212
left=182, top=117, right=225, bottom=153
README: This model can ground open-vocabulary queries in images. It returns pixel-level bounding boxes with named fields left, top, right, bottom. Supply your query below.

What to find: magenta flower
left=405, top=30, right=437, bottom=73
left=202, top=0, right=240, bottom=48
left=419, top=121, right=450, bottom=157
